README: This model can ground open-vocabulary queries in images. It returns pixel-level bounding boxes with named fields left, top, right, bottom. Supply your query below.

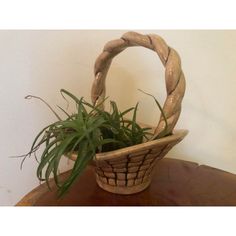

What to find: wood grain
left=16, top=158, right=236, bottom=206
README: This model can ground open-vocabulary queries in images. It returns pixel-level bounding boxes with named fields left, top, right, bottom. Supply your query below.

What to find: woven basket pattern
left=94, top=130, right=187, bottom=194
left=96, top=145, right=172, bottom=186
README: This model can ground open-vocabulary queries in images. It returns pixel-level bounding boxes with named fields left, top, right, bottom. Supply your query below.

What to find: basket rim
left=94, top=129, right=188, bottom=161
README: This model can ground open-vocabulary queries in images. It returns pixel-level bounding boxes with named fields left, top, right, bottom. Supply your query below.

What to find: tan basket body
left=94, top=130, right=188, bottom=194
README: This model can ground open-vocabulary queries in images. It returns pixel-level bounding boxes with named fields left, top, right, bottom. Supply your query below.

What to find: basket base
left=96, top=175, right=151, bottom=195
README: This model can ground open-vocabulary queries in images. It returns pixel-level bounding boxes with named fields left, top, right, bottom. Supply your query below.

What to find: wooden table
left=16, top=158, right=236, bottom=206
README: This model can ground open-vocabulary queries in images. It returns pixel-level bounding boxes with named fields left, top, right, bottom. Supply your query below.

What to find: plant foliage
left=19, top=89, right=170, bottom=196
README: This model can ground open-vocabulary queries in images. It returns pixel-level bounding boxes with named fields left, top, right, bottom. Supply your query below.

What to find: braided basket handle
left=91, top=31, right=186, bottom=138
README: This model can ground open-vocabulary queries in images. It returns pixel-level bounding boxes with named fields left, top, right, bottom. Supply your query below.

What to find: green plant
left=19, top=89, right=170, bottom=197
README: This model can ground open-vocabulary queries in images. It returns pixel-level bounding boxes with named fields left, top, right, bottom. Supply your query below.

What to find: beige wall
left=1, top=30, right=236, bottom=205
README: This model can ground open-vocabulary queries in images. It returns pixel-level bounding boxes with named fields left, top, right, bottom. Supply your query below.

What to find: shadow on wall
left=106, top=66, right=136, bottom=110
left=169, top=98, right=236, bottom=170
left=104, top=45, right=165, bottom=126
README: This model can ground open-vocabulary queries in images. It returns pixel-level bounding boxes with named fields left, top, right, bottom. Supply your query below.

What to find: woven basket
left=73, top=31, right=188, bottom=194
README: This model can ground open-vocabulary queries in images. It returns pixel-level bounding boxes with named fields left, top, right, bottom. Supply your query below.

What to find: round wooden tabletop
left=16, top=158, right=236, bottom=206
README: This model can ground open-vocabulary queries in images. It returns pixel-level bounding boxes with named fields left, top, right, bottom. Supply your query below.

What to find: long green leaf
left=138, top=89, right=169, bottom=138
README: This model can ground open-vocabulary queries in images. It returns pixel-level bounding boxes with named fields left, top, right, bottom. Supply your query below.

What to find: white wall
left=1, top=30, right=236, bottom=205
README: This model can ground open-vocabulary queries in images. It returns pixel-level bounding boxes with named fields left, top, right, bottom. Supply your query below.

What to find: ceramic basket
left=73, top=31, right=188, bottom=194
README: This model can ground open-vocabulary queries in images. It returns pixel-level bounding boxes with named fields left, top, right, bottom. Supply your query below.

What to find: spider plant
left=19, top=89, right=170, bottom=197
